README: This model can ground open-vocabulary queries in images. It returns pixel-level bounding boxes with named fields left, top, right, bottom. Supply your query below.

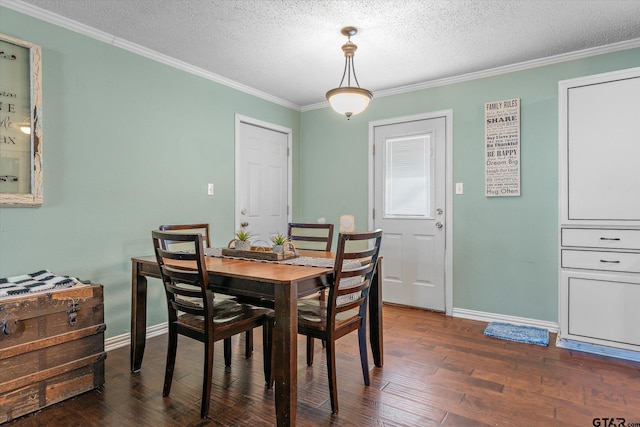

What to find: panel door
left=235, top=118, right=290, bottom=244
left=373, top=116, right=447, bottom=311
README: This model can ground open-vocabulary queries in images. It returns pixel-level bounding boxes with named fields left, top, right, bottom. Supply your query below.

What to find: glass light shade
left=326, top=87, right=373, bottom=118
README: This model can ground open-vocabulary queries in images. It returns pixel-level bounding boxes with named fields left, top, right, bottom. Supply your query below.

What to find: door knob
left=240, top=221, right=249, bottom=228
left=240, top=209, right=247, bottom=215
left=436, top=208, right=443, bottom=215
left=435, top=221, right=444, bottom=229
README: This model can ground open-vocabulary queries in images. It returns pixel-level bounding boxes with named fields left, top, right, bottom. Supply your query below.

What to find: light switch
left=455, top=182, right=464, bottom=195
left=207, top=183, right=214, bottom=196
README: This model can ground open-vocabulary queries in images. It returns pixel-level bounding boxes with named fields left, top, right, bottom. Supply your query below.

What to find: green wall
left=1, top=7, right=639, bottom=339
left=300, top=48, right=640, bottom=322
left=0, top=8, right=300, bottom=337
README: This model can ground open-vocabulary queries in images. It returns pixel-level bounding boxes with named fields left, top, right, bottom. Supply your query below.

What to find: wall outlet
left=207, top=183, right=214, bottom=196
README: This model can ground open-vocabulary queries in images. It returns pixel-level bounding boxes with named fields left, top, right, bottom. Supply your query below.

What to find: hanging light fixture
left=326, top=26, right=373, bottom=120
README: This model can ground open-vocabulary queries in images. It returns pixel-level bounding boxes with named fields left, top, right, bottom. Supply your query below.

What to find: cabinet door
left=566, top=74, right=640, bottom=222
left=567, top=275, right=640, bottom=347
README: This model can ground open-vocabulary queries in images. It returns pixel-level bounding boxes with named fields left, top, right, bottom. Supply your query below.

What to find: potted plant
left=233, top=230, right=251, bottom=251
left=271, top=232, right=288, bottom=254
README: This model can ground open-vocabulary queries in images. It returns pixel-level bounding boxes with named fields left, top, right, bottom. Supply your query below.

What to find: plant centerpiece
left=271, top=232, right=296, bottom=254
left=233, top=230, right=252, bottom=251
left=271, top=232, right=288, bottom=254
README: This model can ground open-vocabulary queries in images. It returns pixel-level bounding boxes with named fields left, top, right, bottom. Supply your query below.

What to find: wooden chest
left=0, top=285, right=105, bottom=423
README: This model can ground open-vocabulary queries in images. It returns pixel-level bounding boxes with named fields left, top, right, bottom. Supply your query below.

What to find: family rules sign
left=485, top=98, right=520, bottom=197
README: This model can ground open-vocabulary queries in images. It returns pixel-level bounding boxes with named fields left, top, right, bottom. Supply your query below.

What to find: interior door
left=373, top=116, right=447, bottom=311
left=235, top=116, right=291, bottom=244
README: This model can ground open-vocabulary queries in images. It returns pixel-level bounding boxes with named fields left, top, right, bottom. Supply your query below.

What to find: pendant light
left=326, top=26, right=373, bottom=119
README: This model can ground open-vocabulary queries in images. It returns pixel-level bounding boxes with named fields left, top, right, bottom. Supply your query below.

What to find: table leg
left=272, top=282, right=297, bottom=426
left=130, top=260, right=148, bottom=373
left=369, top=258, right=383, bottom=367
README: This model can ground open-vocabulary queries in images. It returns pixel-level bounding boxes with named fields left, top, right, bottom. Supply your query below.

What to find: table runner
left=204, top=247, right=360, bottom=269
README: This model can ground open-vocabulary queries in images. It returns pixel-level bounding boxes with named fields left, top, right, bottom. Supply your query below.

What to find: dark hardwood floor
left=6, top=305, right=640, bottom=426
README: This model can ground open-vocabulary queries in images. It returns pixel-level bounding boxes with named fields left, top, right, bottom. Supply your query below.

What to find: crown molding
left=302, top=37, right=640, bottom=112
left=4, top=0, right=639, bottom=114
left=0, top=0, right=301, bottom=111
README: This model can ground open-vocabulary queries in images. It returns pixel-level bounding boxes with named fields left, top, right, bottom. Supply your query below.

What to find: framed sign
left=485, top=98, right=520, bottom=197
left=0, top=33, right=42, bottom=207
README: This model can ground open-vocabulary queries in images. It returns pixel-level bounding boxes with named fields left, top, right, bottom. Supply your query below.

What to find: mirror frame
left=0, top=33, right=43, bottom=207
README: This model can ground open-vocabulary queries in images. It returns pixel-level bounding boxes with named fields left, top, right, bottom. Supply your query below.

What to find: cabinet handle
left=599, top=237, right=620, bottom=241
left=599, top=259, right=621, bottom=263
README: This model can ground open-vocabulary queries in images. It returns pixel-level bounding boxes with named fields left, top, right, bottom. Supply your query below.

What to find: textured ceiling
left=10, top=0, right=640, bottom=107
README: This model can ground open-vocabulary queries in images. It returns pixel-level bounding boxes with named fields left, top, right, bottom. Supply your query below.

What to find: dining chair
left=152, top=231, right=273, bottom=418
left=287, top=222, right=334, bottom=251
left=295, top=229, right=383, bottom=414
left=287, top=222, right=335, bottom=361
left=159, top=223, right=254, bottom=359
left=158, top=223, right=211, bottom=250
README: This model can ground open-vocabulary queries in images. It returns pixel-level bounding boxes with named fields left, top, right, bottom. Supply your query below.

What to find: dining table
left=129, top=250, right=383, bottom=426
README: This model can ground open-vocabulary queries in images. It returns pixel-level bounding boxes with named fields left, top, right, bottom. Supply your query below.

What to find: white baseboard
left=105, top=322, right=167, bottom=353
left=452, top=307, right=559, bottom=333
left=452, top=308, right=640, bottom=362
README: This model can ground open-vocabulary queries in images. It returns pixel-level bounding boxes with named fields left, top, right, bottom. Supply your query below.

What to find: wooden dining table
left=130, top=250, right=383, bottom=426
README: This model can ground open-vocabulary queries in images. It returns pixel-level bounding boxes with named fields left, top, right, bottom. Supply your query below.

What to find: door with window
left=373, top=116, right=447, bottom=311
left=235, top=115, right=292, bottom=244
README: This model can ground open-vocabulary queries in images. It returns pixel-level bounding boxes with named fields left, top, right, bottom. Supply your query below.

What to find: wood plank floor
left=6, top=305, right=640, bottom=426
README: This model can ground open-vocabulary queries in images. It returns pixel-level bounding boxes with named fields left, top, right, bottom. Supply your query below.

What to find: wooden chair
left=158, top=223, right=211, bottom=250
left=287, top=223, right=335, bottom=361
left=295, top=229, right=383, bottom=414
left=152, top=231, right=273, bottom=418
left=287, top=222, right=334, bottom=251
left=159, top=223, right=254, bottom=358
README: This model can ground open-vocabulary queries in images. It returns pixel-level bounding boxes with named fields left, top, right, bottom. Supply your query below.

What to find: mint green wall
left=0, top=8, right=300, bottom=338
left=2, top=8, right=640, bottom=338
left=301, top=48, right=640, bottom=322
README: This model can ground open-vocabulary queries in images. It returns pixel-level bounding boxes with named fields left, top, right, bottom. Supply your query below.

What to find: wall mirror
left=0, top=33, right=42, bottom=207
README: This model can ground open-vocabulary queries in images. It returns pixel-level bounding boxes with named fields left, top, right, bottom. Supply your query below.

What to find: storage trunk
left=0, top=284, right=105, bottom=423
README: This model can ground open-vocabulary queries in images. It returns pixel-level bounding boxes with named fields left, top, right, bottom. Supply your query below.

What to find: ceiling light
left=326, top=26, right=373, bottom=120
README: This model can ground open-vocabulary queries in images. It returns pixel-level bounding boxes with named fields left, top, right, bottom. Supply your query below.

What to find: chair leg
left=163, top=324, right=178, bottom=397
left=224, top=337, right=232, bottom=367
left=318, top=291, right=326, bottom=349
left=358, top=323, right=370, bottom=386
left=325, top=338, right=339, bottom=414
left=245, top=330, right=253, bottom=358
left=306, top=336, right=315, bottom=366
left=263, top=318, right=274, bottom=388
left=201, top=339, right=214, bottom=418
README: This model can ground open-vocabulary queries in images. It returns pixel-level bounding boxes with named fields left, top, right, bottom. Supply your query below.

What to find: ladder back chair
left=158, top=223, right=211, bottom=250
left=152, top=231, right=273, bottom=418
left=295, top=229, right=383, bottom=414
left=287, top=223, right=334, bottom=251
left=288, top=222, right=335, bottom=360
left=159, top=223, right=254, bottom=358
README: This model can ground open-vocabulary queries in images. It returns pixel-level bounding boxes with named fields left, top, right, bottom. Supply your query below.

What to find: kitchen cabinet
left=558, top=67, right=640, bottom=354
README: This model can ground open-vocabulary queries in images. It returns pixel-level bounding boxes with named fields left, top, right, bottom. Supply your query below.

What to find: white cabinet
left=558, top=67, right=640, bottom=355
left=560, top=270, right=640, bottom=349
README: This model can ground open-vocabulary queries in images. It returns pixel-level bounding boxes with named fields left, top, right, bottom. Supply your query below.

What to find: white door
left=373, top=116, right=447, bottom=311
left=235, top=115, right=292, bottom=245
